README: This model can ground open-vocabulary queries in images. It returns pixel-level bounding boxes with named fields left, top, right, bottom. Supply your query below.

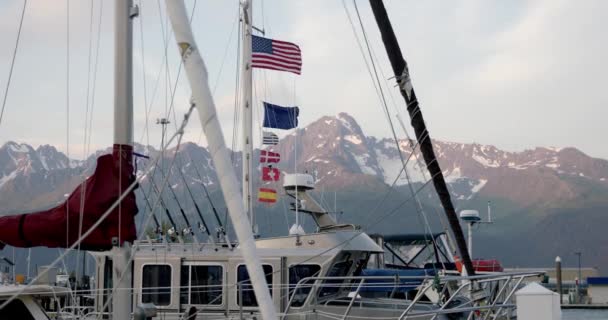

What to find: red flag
left=260, top=150, right=280, bottom=163
left=262, top=166, right=280, bottom=181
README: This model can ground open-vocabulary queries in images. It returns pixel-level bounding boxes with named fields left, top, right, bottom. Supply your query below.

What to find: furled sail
left=0, top=144, right=138, bottom=251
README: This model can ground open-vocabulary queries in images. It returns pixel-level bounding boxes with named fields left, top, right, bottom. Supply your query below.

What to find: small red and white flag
left=262, top=166, right=280, bottom=181
left=260, top=150, right=281, bottom=163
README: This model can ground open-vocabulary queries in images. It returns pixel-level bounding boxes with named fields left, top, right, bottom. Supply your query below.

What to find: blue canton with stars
left=252, top=35, right=274, bottom=54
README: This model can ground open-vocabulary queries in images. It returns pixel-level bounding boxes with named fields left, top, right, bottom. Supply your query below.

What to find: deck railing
left=282, top=271, right=545, bottom=320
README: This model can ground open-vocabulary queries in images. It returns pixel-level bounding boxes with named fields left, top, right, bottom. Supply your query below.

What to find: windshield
left=317, top=252, right=368, bottom=300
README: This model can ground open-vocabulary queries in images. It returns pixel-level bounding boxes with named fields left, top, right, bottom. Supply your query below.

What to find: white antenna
left=459, top=210, right=480, bottom=258
left=487, top=201, right=493, bottom=223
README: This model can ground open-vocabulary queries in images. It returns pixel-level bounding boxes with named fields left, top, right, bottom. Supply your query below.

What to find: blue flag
left=263, top=102, right=299, bottom=130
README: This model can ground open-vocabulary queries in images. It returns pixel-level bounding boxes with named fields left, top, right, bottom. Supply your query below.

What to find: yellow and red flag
left=258, top=188, right=277, bottom=203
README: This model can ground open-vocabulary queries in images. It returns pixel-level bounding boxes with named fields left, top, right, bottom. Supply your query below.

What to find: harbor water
left=562, top=309, right=608, bottom=319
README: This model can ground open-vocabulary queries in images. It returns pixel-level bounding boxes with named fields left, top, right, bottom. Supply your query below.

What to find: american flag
left=252, top=35, right=302, bottom=75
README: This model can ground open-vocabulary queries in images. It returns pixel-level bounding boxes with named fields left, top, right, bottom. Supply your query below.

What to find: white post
left=112, top=243, right=132, bottom=319
left=112, top=0, right=135, bottom=318
left=240, top=0, right=256, bottom=235
left=26, top=248, right=31, bottom=281
left=516, top=283, right=561, bottom=320
left=165, top=2, right=278, bottom=320
left=11, top=247, right=15, bottom=283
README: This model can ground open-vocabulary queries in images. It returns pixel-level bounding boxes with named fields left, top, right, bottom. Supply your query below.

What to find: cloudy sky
left=0, top=0, right=606, bottom=160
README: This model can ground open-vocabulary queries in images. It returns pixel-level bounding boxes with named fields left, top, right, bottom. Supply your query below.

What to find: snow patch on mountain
left=8, top=143, right=29, bottom=153
left=374, top=147, right=426, bottom=186
left=445, top=167, right=462, bottom=183
left=0, top=170, right=19, bottom=188
left=472, top=153, right=500, bottom=168
left=337, top=113, right=354, bottom=132
left=353, top=155, right=375, bottom=175
left=471, top=179, right=488, bottom=194
left=344, top=135, right=362, bottom=145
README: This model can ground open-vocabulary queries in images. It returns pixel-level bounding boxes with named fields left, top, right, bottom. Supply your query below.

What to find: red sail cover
left=0, top=144, right=138, bottom=251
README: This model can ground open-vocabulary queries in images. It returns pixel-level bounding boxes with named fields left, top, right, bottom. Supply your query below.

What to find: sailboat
left=0, top=1, right=544, bottom=319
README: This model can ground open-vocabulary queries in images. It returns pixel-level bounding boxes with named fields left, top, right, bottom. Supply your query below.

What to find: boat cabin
left=93, top=230, right=382, bottom=317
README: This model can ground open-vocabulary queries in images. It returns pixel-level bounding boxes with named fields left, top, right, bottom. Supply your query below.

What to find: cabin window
left=289, top=264, right=321, bottom=307
left=236, top=264, right=273, bottom=307
left=142, top=264, right=172, bottom=306
left=318, top=252, right=354, bottom=299
left=180, top=264, right=224, bottom=305
left=0, top=299, right=36, bottom=320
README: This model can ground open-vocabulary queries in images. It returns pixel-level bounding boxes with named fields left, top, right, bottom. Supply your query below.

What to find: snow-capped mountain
left=269, top=112, right=608, bottom=207
left=2, top=112, right=608, bottom=213
left=3, top=113, right=608, bottom=271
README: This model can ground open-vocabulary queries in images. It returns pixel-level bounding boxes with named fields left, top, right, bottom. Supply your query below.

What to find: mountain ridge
left=1, top=112, right=607, bottom=212
left=1, top=113, right=608, bottom=271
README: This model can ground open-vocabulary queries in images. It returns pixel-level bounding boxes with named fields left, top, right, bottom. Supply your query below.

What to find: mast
left=165, top=1, right=277, bottom=319
left=241, top=0, right=256, bottom=234
left=112, top=0, right=136, bottom=318
left=368, top=0, right=475, bottom=276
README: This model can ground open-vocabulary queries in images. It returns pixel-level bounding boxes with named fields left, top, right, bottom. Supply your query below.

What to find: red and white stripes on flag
left=260, top=150, right=280, bottom=163
left=252, top=35, right=302, bottom=75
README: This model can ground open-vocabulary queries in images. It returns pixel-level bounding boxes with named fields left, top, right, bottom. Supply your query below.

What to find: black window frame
left=141, top=264, right=173, bottom=306
left=236, top=264, right=274, bottom=307
left=318, top=252, right=355, bottom=299
left=288, top=264, right=322, bottom=308
left=180, top=263, right=224, bottom=306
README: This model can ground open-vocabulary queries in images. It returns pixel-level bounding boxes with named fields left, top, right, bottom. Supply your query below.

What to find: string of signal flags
left=253, top=34, right=302, bottom=205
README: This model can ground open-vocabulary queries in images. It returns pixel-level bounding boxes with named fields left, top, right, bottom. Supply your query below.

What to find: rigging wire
left=76, top=0, right=101, bottom=290
left=350, top=0, right=436, bottom=246
left=343, top=1, right=442, bottom=268
left=152, top=1, right=230, bottom=242
left=347, top=1, right=452, bottom=238
left=137, top=0, right=199, bottom=235
left=85, top=0, right=105, bottom=156
left=64, top=0, right=71, bottom=272
left=229, top=6, right=243, bottom=164
left=360, top=4, right=452, bottom=248
left=138, top=0, right=151, bottom=147
left=0, top=0, right=27, bottom=127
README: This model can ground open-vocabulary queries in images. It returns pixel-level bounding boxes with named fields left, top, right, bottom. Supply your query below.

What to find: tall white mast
left=112, top=0, right=135, bottom=318
left=165, top=1, right=277, bottom=319
left=113, top=1, right=134, bottom=146
left=241, top=0, right=255, bottom=234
